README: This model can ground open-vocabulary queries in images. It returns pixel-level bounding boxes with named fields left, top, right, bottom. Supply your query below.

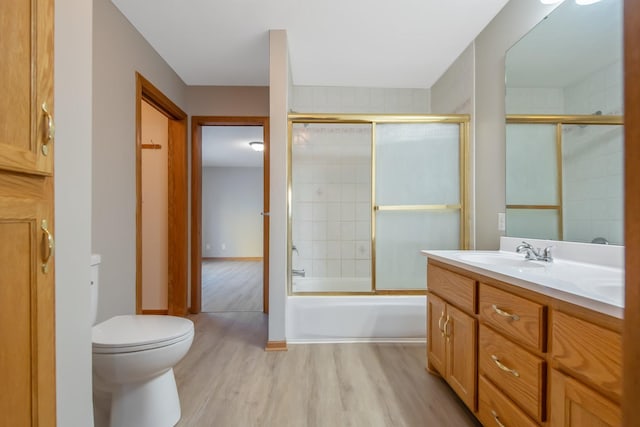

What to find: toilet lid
left=92, top=315, right=194, bottom=354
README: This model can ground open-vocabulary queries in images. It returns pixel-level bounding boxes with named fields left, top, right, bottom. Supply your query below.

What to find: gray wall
left=430, top=43, right=476, bottom=248
left=55, top=0, right=94, bottom=424
left=92, top=0, right=188, bottom=321
left=187, top=86, right=269, bottom=116
left=202, top=167, right=263, bottom=258
left=269, top=30, right=289, bottom=343
left=432, top=0, right=559, bottom=249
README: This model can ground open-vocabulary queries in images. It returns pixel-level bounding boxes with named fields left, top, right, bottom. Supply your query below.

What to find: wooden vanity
left=426, top=258, right=622, bottom=427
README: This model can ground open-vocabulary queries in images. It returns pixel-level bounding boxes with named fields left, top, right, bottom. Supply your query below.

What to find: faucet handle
left=543, top=245, right=554, bottom=257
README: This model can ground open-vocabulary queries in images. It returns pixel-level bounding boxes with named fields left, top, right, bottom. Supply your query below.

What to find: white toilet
left=90, top=254, right=194, bottom=427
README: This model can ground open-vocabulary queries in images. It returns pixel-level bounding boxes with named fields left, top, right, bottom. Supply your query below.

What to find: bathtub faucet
left=292, top=268, right=306, bottom=277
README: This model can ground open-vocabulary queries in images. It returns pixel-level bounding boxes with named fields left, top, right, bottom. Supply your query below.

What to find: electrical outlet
left=221, top=243, right=226, bottom=251
left=498, top=212, right=506, bottom=231
left=205, top=243, right=211, bottom=250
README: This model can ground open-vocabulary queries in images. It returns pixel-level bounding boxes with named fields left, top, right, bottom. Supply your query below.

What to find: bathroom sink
left=577, top=279, right=625, bottom=306
left=457, top=253, right=546, bottom=269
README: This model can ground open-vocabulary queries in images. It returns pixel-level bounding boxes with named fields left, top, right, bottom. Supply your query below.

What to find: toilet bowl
left=90, top=255, right=194, bottom=427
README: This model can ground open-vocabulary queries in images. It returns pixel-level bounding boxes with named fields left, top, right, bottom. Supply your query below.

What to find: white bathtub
left=292, top=277, right=371, bottom=293
left=286, top=295, right=427, bottom=343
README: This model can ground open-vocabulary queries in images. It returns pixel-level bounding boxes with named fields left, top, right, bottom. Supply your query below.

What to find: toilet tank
left=90, top=254, right=101, bottom=325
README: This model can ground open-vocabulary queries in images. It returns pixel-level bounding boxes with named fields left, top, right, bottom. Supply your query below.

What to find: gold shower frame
left=287, top=114, right=470, bottom=296
left=506, top=114, right=624, bottom=241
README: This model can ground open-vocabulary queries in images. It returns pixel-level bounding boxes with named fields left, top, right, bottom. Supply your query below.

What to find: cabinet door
left=427, top=292, right=447, bottom=375
left=550, top=369, right=620, bottom=427
left=0, top=0, right=54, bottom=175
left=0, top=192, right=55, bottom=426
left=446, top=304, right=477, bottom=411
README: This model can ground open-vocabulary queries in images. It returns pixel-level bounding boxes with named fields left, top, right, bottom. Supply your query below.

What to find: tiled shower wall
left=290, top=86, right=430, bottom=113
left=291, top=124, right=372, bottom=278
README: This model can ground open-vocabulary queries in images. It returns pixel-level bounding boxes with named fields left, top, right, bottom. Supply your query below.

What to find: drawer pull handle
left=438, top=312, right=445, bottom=337
left=491, top=355, right=520, bottom=377
left=492, top=304, right=520, bottom=321
left=443, top=315, right=451, bottom=339
left=491, top=410, right=507, bottom=427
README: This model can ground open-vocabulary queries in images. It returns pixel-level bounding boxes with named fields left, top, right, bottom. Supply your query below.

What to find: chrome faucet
left=292, top=268, right=306, bottom=277
left=516, top=241, right=553, bottom=262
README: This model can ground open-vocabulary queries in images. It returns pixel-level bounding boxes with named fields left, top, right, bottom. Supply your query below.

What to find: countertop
left=422, top=249, right=624, bottom=319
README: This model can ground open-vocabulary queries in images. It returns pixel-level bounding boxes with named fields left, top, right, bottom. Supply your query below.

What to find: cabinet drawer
left=478, top=375, right=538, bottom=427
left=479, top=325, right=546, bottom=422
left=479, top=283, right=546, bottom=351
left=427, top=263, right=476, bottom=313
left=552, top=311, right=622, bottom=398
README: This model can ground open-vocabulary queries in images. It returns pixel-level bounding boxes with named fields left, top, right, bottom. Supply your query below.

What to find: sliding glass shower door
left=288, top=115, right=468, bottom=295
left=374, top=123, right=465, bottom=291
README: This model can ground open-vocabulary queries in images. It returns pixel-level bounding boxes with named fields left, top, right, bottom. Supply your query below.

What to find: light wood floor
left=202, top=260, right=263, bottom=313
left=174, top=312, right=480, bottom=427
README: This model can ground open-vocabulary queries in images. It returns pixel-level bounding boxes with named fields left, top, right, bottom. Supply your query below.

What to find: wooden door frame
left=623, top=0, right=640, bottom=424
left=190, top=116, right=270, bottom=314
left=135, top=73, right=188, bottom=316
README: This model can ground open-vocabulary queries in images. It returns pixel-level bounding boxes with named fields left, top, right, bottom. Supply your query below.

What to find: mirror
left=505, top=0, right=623, bottom=245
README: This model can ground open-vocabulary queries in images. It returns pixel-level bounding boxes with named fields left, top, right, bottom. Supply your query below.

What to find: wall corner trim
left=265, top=340, right=288, bottom=352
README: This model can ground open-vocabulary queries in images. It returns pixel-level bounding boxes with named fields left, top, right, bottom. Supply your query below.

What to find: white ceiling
left=202, top=126, right=264, bottom=168
left=110, top=0, right=510, bottom=88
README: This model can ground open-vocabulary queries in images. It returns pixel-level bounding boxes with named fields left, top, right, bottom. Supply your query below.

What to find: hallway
left=202, top=260, right=263, bottom=312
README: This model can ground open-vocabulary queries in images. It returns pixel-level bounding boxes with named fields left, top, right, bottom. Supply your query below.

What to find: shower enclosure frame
left=287, top=113, right=471, bottom=296
left=506, top=114, right=624, bottom=241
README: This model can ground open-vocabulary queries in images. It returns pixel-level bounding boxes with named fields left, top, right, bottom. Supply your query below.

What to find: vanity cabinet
left=427, top=293, right=477, bottom=410
left=550, top=369, right=620, bottom=427
left=426, top=265, right=477, bottom=411
left=425, top=259, right=622, bottom=427
left=549, top=311, right=622, bottom=427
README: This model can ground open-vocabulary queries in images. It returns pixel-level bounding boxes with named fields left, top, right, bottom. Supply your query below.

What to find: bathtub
left=292, top=277, right=371, bottom=293
left=286, top=294, right=427, bottom=343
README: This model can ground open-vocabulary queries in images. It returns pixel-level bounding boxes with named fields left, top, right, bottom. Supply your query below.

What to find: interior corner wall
left=430, top=43, right=477, bottom=248
left=55, top=0, right=94, bottom=425
left=472, top=0, right=559, bottom=249
left=92, top=0, right=187, bottom=322
left=269, top=29, right=289, bottom=343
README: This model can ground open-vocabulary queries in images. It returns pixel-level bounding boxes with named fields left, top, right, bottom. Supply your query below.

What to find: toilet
left=90, top=254, right=194, bottom=427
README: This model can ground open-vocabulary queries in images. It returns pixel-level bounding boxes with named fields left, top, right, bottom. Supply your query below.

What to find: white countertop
left=422, top=249, right=624, bottom=319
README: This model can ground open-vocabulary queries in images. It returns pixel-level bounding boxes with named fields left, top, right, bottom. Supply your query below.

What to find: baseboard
left=203, top=257, right=263, bottom=261
left=141, top=309, right=169, bottom=315
left=265, top=340, right=288, bottom=352
left=287, top=338, right=427, bottom=345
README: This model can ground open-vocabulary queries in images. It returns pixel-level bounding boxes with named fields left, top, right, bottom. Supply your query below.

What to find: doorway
left=135, top=73, right=188, bottom=316
left=191, top=117, right=270, bottom=314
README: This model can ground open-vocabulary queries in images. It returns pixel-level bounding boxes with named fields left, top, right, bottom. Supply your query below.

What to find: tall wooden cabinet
left=0, top=1, right=56, bottom=425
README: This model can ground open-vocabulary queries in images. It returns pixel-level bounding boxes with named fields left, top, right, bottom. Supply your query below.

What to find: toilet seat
left=92, top=315, right=194, bottom=354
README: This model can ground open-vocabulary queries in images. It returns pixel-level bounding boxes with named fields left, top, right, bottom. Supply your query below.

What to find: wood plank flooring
left=174, top=312, right=480, bottom=427
left=202, top=260, right=263, bottom=312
